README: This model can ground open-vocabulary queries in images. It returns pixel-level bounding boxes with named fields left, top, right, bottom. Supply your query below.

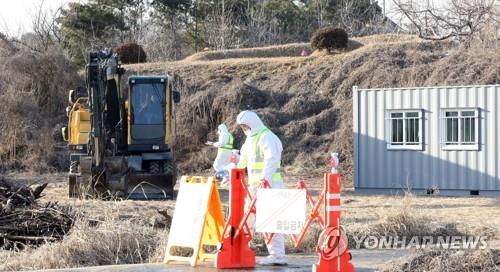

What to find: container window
left=440, top=109, right=479, bottom=150
left=386, top=110, right=423, bottom=150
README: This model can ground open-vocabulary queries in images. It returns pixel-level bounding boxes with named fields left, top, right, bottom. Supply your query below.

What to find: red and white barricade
left=215, top=153, right=354, bottom=271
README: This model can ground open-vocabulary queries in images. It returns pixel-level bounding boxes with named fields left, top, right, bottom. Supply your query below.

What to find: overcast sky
left=0, top=0, right=451, bottom=37
left=0, top=0, right=78, bottom=37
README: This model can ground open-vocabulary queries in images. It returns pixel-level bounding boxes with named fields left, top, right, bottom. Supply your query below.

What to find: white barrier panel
left=164, top=176, right=216, bottom=266
left=168, top=180, right=211, bottom=246
left=255, top=189, right=306, bottom=234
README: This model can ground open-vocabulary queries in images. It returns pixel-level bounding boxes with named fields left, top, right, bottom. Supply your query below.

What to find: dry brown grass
left=355, top=33, right=422, bottom=45
left=0, top=47, right=80, bottom=173
left=351, top=194, right=451, bottom=238
left=239, top=190, right=499, bottom=256
left=0, top=179, right=498, bottom=270
left=0, top=34, right=17, bottom=58
left=2, top=32, right=498, bottom=181
left=182, top=34, right=415, bottom=62
left=343, top=192, right=499, bottom=245
left=0, top=179, right=173, bottom=270
left=386, top=249, right=500, bottom=272
left=184, top=43, right=312, bottom=61
left=0, top=205, right=169, bottom=270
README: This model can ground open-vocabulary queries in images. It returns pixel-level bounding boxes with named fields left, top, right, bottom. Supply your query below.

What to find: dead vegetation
left=0, top=34, right=17, bottom=58
left=184, top=38, right=366, bottom=61
left=1, top=33, right=497, bottom=180
left=0, top=40, right=80, bottom=173
left=0, top=188, right=173, bottom=270
left=347, top=207, right=473, bottom=250
left=0, top=179, right=498, bottom=270
left=349, top=194, right=463, bottom=239
left=115, top=42, right=147, bottom=64
left=386, top=249, right=500, bottom=272
left=0, top=177, right=46, bottom=208
left=184, top=43, right=312, bottom=61
left=1, top=217, right=166, bottom=270
left=344, top=192, right=498, bottom=249
left=0, top=203, right=73, bottom=249
left=311, top=27, right=349, bottom=52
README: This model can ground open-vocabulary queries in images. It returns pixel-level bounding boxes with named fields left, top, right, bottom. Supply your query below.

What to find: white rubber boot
left=257, top=255, right=288, bottom=266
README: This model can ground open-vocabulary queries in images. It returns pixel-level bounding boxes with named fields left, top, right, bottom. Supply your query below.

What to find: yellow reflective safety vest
left=247, top=127, right=282, bottom=186
left=218, top=133, right=234, bottom=153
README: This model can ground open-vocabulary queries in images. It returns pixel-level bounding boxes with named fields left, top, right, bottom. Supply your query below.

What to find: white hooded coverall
left=236, top=111, right=285, bottom=259
left=212, top=124, right=234, bottom=173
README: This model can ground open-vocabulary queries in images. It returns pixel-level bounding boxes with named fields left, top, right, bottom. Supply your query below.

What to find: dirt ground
left=8, top=172, right=500, bottom=236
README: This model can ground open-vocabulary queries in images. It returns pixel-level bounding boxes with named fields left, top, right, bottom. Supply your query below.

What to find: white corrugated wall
left=353, top=85, right=500, bottom=194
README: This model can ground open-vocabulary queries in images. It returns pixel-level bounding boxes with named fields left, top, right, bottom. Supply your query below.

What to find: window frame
left=385, top=109, right=424, bottom=151
left=440, top=108, right=480, bottom=151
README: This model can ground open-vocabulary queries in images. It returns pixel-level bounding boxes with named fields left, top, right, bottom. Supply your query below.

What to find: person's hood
left=218, top=123, right=229, bottom=135
left=236, top=111, right=265, bottom=136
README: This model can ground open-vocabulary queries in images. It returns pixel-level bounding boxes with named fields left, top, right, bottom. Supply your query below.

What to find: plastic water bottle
left=330, top=152, right=339, bottom=174
left=221, top=150, right=239, bottom=188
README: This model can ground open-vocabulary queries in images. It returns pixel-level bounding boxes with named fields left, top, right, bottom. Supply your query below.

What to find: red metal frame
left=215, top=169, right=255, bottom=269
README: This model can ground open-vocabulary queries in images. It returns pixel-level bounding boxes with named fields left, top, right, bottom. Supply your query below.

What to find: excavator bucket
left=68, top=173, right=175, bottom=200
left=126, top=173, right=176, bottom=199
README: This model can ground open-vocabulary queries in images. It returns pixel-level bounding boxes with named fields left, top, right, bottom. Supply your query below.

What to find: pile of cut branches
left=0, top=177, right=74, bottom=248
left=0, top=178, right=47, bottom=210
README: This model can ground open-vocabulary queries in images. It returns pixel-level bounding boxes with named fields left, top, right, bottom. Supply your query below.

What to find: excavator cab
left=128, top=76, right=171, bottom=150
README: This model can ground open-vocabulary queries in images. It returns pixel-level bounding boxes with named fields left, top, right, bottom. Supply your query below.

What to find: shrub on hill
left=311, top=27, right=348, bottom=53
left=115, top=43, right=147, bottom=64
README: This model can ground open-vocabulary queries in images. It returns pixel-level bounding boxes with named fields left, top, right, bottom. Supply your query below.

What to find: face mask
left=243, top=127, right=251, bottom=136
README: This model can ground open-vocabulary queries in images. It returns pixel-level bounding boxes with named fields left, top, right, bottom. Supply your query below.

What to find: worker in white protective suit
left=207, top=124, right=234, bottom=184
left=236, top=110, right=287, bottom=266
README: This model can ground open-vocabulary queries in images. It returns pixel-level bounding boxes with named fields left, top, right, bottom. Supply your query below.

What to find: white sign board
left=167, top=179, right=212, bottom=247
left=255, top=189, right=306, bottom=234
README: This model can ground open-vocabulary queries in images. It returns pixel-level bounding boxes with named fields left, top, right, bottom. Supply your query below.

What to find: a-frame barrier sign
left=164, top=176, right=225, bottom=267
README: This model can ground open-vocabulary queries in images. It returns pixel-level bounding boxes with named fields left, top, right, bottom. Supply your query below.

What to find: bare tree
left=314, top=0, right=328, bottom=27
left=338, top=0, right=383, bottom=35
left=138, top=18, right=183, bottom=61
left=0, top=32, right=18, bottom=56
left=246, top=4, right=276, bottom=46
left=393, top=0, right=499, bottom=41
left=29, top=0, right=62, bottom=51
left=205, top=0, right=241, bottom=50
left=246, top=2, right=297, bottom=47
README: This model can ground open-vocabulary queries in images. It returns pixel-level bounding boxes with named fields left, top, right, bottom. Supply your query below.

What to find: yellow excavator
left=62, top=50, right=180, bottom=199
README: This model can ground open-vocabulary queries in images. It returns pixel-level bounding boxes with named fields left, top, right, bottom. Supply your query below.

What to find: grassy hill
left=126, top=34, right=500, bottom=185
left=0, top=33, right=498, bottom=184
